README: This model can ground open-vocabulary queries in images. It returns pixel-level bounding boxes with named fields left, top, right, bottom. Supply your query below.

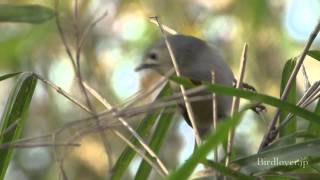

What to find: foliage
left=0, top=1, right=319, bottom=180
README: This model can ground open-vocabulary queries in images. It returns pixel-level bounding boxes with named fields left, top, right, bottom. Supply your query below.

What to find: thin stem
left=149, top=18, right=177, bottom=35
left=152, top=16, right=202, bottom=146
left=225, top=43, right=248, bottom=167
left=35, top=73, right=91, bottom=112
left=78, top=9, right=108, bottom=52
left=83, top=82, right=169, bottom=175
left=277, top=82, right=320, bottom=130
left=53, top=0, right=77, bottom=72
left=54, top=0, right=112, bottom=174
left=211, top=71, right=218, bottom=162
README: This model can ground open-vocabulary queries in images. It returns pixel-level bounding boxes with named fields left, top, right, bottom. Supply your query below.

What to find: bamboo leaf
left=0, top=72, right=37, bottom=179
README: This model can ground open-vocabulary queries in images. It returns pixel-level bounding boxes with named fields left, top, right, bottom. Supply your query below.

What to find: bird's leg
left=233, top=79, right=266, bottom=114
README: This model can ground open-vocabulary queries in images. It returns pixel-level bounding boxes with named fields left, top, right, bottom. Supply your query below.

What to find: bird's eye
left=148, top=52, right=157, bottom=60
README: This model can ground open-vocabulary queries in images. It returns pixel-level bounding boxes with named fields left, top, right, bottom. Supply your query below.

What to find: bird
left=135, top=34, right=234, bottom=139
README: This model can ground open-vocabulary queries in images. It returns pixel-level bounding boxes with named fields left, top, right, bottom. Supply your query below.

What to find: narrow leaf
left=0, top=72, right=37, bottom=179
left=0, top=5, right=54, bottom=24
left=135, top=107, right=175, bottom=180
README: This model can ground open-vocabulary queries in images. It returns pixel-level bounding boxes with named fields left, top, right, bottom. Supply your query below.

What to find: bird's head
left=135, top=38, right=173, bottom=75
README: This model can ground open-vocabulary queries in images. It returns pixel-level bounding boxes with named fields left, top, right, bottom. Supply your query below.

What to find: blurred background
left=0, top=0, right=319, bottom=179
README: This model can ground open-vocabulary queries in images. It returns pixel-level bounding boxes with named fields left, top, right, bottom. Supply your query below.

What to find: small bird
left=135, top=34, right=234, bottom=138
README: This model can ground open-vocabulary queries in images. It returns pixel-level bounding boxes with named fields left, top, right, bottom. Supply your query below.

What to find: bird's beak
left=134, top=63, right=159, bottom=72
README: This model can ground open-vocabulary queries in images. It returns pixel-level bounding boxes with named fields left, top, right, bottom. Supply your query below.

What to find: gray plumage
left=136, top=34, right=234, bottom=138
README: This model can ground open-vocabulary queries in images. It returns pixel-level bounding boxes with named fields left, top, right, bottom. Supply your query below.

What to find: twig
left=302, top=65, right=311, bottom=91
left=152, top=16, right=202, bottom=146
left=258, top=20, right=320, bottom=152
left=211, top=72, right=218, bottom=162
left=119, top=69, right=174, bottom=110
left=225, top=43, right=248, bottom=167
left=83, top=82, right=169, bottom=175
left=277, top=82, right=320, bottom=130
left=54, top=0, right=112, bottom=175
left=53, top=0, right=77, bottom=72
left=1, top=84, right=211, bottom=149
left=35, top=73, right=91, bottom=112
left=78, top=9, right=109, bottom=52
left=149, top=18, right=177, bottom=35
left=73, top=0, right=80, bottom=53
left=0, top=119, right=20, bottom=138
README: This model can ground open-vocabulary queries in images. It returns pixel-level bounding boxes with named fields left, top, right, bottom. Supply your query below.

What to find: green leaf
left=111, top=83, right=172, bottom=180
left=279, top=59, right=297, bottom=141
left=168, top=112, right=242, bottom=180
left=0, top=72, right=22, bottom=81
left=170, top=76, right=320, bottom=124
left=308, top=50, right=320, bottom=62
left=0, top=4, right=54, bottom=24
left=233, top=139, right=320, bottom=174
left=0, top=72, right=37, bottom=179
left=134, top=107, right=175, bottom=180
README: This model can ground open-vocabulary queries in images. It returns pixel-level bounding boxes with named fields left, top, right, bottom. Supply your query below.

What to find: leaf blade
left=0, top=72, right=37, bottom=179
